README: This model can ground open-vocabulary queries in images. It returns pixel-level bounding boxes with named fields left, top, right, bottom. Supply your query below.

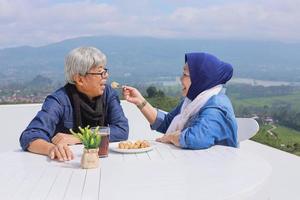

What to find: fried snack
left=118, top=140, right=150, bottom=149
left=111, top=81, right=120, bottom=89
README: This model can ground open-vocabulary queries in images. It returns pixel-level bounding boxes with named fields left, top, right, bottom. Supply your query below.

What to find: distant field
left=229, top=78, right=292, bottom=87
left=232, top=92, right=300, bottom=111
left=251, top=124, right=300, bottom=156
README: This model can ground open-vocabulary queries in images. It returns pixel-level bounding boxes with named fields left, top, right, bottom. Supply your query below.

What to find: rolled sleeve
left=179, top=129, right=189, bottom=148
left=20, top=130, right=51, bottom=151
left=150, top=109, right=166, bottom=130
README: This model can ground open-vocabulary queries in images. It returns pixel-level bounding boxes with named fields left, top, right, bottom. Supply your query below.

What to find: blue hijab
left=185, top=52, right=233, bottom=100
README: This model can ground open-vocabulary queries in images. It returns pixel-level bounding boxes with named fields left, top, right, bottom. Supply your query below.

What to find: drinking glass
left=91, top=126, right=110, bottom=158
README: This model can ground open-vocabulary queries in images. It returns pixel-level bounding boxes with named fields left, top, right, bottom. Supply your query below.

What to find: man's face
left=79, top=66, right=109, bottom=98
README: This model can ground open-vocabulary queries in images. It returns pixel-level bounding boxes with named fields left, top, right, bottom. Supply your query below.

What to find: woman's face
left=180, top=64, right=191, bottom=97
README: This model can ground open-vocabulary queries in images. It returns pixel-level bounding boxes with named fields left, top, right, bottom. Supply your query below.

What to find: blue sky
left=0, top=0, right=299, bottom=48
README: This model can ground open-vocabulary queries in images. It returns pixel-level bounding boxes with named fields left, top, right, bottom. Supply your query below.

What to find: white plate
left=109, top=142, right=155, bottom=154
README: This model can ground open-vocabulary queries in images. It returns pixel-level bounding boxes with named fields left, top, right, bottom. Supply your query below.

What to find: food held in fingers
left=111, top=81, right=120, bottom=89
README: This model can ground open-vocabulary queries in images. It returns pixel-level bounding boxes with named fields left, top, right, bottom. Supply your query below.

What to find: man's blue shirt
left=19, top=85, right=129, bottom=150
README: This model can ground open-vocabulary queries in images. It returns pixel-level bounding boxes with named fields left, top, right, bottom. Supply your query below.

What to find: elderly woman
left=20, top=47, right=129, bottom=161
left=123, top=52, right=237, bottom=149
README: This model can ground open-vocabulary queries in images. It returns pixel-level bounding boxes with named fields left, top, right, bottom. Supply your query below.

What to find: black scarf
left=64, top=83, right=105, bottom=132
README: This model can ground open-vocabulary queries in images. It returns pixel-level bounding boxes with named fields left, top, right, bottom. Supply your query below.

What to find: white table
left=0, top=140, right=271, bottom=200
left=0, top=103, right=272, bottom=199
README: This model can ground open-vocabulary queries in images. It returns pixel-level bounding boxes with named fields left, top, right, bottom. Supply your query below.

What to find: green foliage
left=227, top=84, right=297, bottom=99
left=146, top=86, right=165, bottom=98
left=146, top=96, right=180, bottom=112
left=232, top=93, right=300, bottom=112
left=251, top=125, right=281, bottom=148
left=146, top=86, right=158, bottom=98
left=227, top=84, right=300, bottom=110
left=228, top=84, right=300, bottom=131
left=70, top=126, right=101, bottom=149
left=251, top=124, right=300, bottom=156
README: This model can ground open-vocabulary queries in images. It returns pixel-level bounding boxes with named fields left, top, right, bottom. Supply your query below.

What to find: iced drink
left=97, top=127, right=110, bottom=157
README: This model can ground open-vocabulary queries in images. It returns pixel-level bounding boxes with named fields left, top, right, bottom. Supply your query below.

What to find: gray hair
left=64, top=47, right=107, bottom=84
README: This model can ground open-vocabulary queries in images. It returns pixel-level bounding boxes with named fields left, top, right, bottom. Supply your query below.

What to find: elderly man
left=20, top=47, right=129, bottom=161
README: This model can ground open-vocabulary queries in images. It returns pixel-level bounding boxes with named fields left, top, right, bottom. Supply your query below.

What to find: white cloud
left=154, top=0, right=300, bottom=41
left=0, top=0, right=299, bottom=48
left=0, top=0, right=123, bottom=47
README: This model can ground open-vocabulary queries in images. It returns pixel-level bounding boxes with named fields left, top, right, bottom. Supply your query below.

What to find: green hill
left=252, top=124, right=300, bottom=156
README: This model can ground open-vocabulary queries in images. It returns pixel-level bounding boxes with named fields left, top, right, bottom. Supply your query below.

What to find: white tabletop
left=0, top=140, right=271, bottom=200
left=0, top=103, right=272, bottom=200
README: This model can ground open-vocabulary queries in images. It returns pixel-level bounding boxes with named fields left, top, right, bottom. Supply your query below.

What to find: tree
left=146, top=86, right=158, bottom=98
left=146, top=86, right=165, bottom=98
left=157, top=90, right=165, bottom=97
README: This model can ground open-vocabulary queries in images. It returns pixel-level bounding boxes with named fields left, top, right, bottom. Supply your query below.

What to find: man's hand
left=48, top=143, right=74, bottom=161
left=156, top=131, right=181, bottom=147
left=51, top=133, right=80, bottom=145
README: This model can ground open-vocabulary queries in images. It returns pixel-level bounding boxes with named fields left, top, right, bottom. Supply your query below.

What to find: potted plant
left=70, top=126, right=101, bottom=169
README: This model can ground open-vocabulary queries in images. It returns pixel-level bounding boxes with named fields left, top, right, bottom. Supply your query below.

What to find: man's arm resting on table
left=28, top=139, right=55, bottom=156
left=28, top=139, right=73, bottom=161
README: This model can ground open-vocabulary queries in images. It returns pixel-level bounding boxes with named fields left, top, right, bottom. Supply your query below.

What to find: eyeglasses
left=86, top=68, right=109, bottom=78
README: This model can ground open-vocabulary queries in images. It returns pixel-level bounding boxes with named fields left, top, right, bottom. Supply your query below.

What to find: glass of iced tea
left=92, top=126, right=110, bottom=158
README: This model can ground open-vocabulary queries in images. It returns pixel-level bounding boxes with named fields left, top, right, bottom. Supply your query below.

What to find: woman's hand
left=52, top=133, right=80, bottom=145
left=48, top=143, right=74, bottom=161
left=156, top=131, right=181, bottom=147
left=122, top=86, right=145, bottom=105
left=123, top=85, right=158, bottom=124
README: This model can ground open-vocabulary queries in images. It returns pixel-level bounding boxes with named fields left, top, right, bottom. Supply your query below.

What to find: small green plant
left=70, top=126, right=101, bottom=149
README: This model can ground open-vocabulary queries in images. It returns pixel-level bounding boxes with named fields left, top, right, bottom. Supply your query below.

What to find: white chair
left=237, top=118, right=259, bottom=142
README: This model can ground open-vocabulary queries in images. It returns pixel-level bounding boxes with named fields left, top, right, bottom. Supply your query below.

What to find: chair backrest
left=236, top=118, right=259, bottom=142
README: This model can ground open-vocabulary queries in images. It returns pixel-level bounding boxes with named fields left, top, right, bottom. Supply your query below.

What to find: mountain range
left=0, top=36, right=300, bottom=85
